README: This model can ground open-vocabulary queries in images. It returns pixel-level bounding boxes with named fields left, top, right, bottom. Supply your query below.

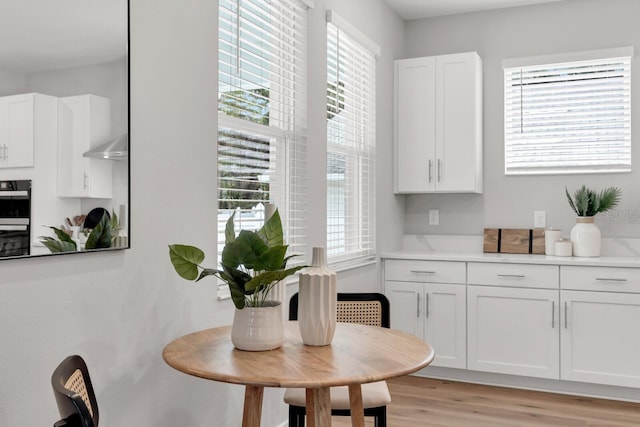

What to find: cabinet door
left=57, top=95, right=112, bottom=198
left=435, top=52, right=482, bottom=193
left=561, top=290, right=640, bottom=388
left=0, top=94, right=35, bottom=168
left=386, top=281, right=424, bottom=339
left=425, top=283, right=466, bottom=369
left=467, top=285, right=559, bottom=379
left=394, top=57, right=436, bottom=193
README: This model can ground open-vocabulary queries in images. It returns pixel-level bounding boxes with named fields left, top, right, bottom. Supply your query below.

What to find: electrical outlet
left=429, top=209, right=439, bottom=226
left=534, top=211, right=546, bottom=228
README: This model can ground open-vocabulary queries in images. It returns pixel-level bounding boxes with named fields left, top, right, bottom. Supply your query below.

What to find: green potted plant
left=565, top=185, right=621, bottom=257
left=39, top=211, right=117, bottom=253
left=168, top=208, right=306, bottom=350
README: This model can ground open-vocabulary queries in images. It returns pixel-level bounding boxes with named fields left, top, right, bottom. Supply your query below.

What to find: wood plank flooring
left=330, top=376, right=640, bottom=426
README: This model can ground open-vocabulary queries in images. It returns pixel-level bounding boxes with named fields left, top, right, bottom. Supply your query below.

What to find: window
left=326, top=11, right=378, bottom=267
left=218, top=0, right=309, bottom=293
left=503, top=47, right=632, bottom=175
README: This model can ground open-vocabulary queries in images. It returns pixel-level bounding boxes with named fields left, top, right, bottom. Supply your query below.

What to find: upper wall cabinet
left=57, top=95, right=113, bottom=199
left=0, top=93, right=39, bottom=168
left=394, top=52, right=483, bottom=194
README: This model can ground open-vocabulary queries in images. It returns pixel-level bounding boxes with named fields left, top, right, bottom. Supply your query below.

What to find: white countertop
left=380, top=251, right=640, bottom=268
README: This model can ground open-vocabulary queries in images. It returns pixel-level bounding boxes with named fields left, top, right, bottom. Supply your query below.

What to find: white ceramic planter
left=231, top=301, right=284, bottom=351
left=570, top=217, right=601, bottom=257
left=298, top=247, right=337, bottom=346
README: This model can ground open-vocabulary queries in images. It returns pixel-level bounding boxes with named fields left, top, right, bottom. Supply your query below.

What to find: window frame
left=325, top=11, right=378, bottom=270
left=503, top=46, right=633, bottom=176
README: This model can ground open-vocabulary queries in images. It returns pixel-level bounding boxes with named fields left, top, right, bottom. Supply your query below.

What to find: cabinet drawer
left=561, top=266, right=640, bottom=293
left=384, top=260, right=465, bottom=284
left=468, top=262, right=558, bottom=289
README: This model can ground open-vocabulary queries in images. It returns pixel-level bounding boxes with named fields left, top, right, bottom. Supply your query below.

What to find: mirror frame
left=0, top=0, right=130, bottom=260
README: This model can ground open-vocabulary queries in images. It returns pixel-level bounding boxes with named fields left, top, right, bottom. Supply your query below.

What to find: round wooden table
left=163, top=321, right=434, bottom=427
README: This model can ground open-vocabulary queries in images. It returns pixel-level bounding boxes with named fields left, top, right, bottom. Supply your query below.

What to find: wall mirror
left=0, top=0, right=129, bottom=260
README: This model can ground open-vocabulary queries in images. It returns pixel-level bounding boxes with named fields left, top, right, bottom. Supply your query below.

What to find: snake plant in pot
left=169, top=208, right=306, bottom=350
left=565, top=185, right=621, bottom=257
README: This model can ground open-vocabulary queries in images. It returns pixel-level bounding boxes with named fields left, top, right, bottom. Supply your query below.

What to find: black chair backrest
left=289, top=292, right=390, bottom=328
left=51, top=355, right=99, bottom=427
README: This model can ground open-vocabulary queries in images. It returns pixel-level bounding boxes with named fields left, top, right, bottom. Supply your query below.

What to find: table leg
left=242, top=385, right=264, bottom=427
left=348, top=384, right=365, bottom=427
left=305, top=387, right=331, bottom=427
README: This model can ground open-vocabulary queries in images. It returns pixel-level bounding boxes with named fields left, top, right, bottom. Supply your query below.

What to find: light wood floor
left=330, top=376, right=640, bottom=426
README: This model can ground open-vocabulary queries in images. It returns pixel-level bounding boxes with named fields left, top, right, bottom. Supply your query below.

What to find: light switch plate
left=534, top=211, right=546, bottom=228
left=429, top=209, right=439, bottom=226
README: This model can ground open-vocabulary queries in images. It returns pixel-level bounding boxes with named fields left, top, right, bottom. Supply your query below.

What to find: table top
left=163, top=321, right=434, bottom=389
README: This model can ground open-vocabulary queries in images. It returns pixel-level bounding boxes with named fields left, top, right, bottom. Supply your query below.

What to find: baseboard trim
left=414, top=366, right=640, bottom=403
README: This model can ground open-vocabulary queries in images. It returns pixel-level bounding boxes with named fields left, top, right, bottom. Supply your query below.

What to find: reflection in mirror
left=0, top=0, right=129, bottom=259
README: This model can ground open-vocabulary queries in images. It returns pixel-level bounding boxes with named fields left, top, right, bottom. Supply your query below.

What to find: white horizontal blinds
left=218, top=0, right=308, bottom=269
left=504, top=55, right=631, bottom=175
left=326, top=18, right=376, bottom=266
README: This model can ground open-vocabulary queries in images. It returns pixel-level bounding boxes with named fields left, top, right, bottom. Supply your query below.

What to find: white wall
left=403, top=0, right=640, bottom=240
left=0, top=1, right=404, bottom=426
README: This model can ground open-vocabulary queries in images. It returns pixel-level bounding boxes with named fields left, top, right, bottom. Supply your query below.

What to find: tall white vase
left=570, top=216, right=601, bottom=257
left=298, top=247, right=337, bottom=346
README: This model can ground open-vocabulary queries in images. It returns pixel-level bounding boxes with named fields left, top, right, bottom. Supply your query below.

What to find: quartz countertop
left=380, top=251, right=640, bottom=268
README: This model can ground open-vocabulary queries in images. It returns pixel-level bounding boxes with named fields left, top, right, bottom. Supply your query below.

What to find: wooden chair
left=284, top=292, right=391, bottom=427
left=51, top=355, right=99, bottom=427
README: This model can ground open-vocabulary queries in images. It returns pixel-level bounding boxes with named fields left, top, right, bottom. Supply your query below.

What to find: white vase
left=298, top=247, right=337, bottom=346
left=231, top=301, right=284, bottom=351
left=570, top=217, right=601, bottom=257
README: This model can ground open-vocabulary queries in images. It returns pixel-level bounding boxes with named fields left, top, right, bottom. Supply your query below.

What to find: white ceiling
left=0, top=0, right=127, bottom=74
left=383, top=0, right=569, bottom=20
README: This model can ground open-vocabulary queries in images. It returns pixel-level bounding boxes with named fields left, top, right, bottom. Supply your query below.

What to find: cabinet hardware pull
left=416, top=293, right=420, bottom=318
left=595, top=278, right=627, bottom=282
left=437, top=158, right=441, bottom=182
left=497, top=274, right=525, bottom=278
left=411, top=270, right=436, bottom=274
left=426, top=293, right=430, bottom=319
left=83, top=173, right=88, bottom=190
left=564, top=301, right=568, bottom=329
left=428, top=160, right=432, bottom=183
left=3, top=144, right=7, bottom=160
left=551, top=301, right=555, bottom=328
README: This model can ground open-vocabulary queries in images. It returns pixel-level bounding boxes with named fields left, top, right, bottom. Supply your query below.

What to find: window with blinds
left=218, top=0, right=309, bottom=293
left=326, top=13, right=377, bottom=267
left=504, top=50, right=632, bottom=175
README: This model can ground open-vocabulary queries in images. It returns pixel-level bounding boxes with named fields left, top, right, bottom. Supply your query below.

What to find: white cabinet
left=467, top=285, right=559, bottom=379
left=560, top=266, right=640, bottom=388
left=57, top=95, right=112, bottom=198
left=394, top=52, right=482, bottom=194
left=385, top=260, right=467, bottom=369
left=467, top=262, right=560, bottom=379
left=0, top=93, right=37, bottom=168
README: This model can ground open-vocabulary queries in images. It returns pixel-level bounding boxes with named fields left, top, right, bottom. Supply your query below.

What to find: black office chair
left=51, top=355, right=99, bottom=427
left=284, top=292, right=391, bottom=427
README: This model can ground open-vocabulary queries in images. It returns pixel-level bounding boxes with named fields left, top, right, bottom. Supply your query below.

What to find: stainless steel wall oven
left=0, top=180, right=31, bottom=257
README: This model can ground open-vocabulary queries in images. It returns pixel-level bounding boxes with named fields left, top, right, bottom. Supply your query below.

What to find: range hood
left=83, top=134, right=128, bottom=160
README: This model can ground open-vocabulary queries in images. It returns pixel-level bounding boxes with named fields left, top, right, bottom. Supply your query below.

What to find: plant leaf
left=85, top=213, right=112, bottom=249
left=244, top=265, right=306, bottom=292
left=597, top=187, right=621, bottom=213
left=169, top=244, right=205, bottom=280
left=258, top=209, right=283, bottom=246
left=225, top=211, right=237, bottom=244
left=257, top=245, right=288, bottom=271
left=47, top=226, right=75, bottom=244
left=565, top=186, right=578, bottom=216
left=39, top=237, right=76, bottom=253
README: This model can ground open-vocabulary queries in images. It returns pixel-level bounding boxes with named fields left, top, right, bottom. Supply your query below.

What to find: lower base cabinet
left=386, top=281, right=466, bottom=369
left=385, top=258, right=640, bottom=395
left=467, top=285, right=559, bottom=379
left=561, top=290, right=640, bottom=388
